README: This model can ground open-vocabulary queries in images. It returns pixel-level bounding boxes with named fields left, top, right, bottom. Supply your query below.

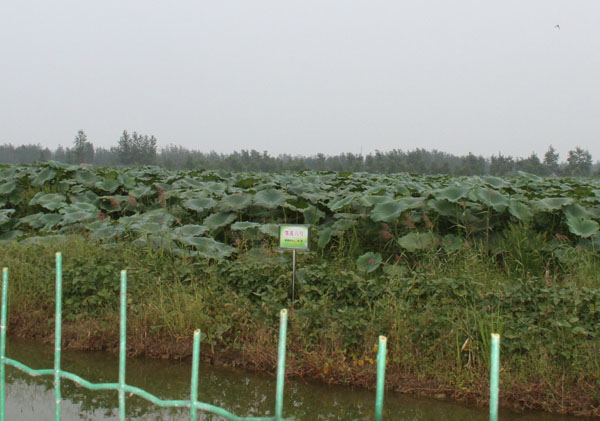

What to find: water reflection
left=3, top=337, right=588, bottom=420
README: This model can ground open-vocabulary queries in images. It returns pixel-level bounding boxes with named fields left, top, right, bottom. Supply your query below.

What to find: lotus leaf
left=397, top=232, right=436, bottom=251
left=370, top=198, right=424, bottom=222
left=356, top=252, right=382, bottom=273
left=563, top=204, right=590, bottom=220
left=0, top=181, right=17, bottom=195
left=95, top=179, right=121, bottom=193
left=435, top=185, right=471, bottom=202
left=218, top=193, right=253, bottom=211
left=254, top=189, right=287, bottom=208
left=481, top=176, right=508, bottom=189
left=534, top=197, right=574, bottom=212
left=259, top=223, right=279, bottom=238
left=508, top=200, right=533, bottom=222
left=183, top=197, right=216, bottom=213
left=566, top=216, right=599, bottom=238
left=302, top=206, right=325, bottom=225
left=74, top=171, right=99, bottom=186
left=474, top=187, right=509, bottom=212
left=231, top=221, right=260, bottom=230
left=174, top=224, right=209, bottom=237
left=31, top=167, right=57, bottom=186
left=327, top=194, right=358, bottom=211
left=60, top=211, right=97, bottom=225
left=182, top=236, right=234, bottom=259
left=318, top=227, right=333, bottom=248
left=203, top=212, right=236, bottom=230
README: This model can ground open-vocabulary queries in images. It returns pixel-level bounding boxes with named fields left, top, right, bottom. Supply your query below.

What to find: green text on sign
left=279, top=225, right=310, bottom=250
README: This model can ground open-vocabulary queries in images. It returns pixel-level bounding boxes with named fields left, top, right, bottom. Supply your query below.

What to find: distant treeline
left=1, top=130, right=598, bottom=177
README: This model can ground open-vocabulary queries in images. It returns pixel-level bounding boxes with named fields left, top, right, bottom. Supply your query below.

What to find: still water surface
left=3, top=337, right=589, bottom=420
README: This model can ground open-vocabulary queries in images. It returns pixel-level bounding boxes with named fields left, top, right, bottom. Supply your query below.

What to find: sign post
left=278, top=224, right=310, bottom=305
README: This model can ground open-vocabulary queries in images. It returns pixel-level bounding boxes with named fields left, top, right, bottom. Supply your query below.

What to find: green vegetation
left=1, top=162, right=600, bottom=415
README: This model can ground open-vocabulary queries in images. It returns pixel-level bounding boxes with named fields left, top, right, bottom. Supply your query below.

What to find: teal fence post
left=190, top=329, right=201, bottom=421
left=54, top=253, right=62, bottom=421
left=490, top=333, right=500, bottom=421
left=0, top=267, right=8, bottom=421
left=375, top=336, right=387, bottom=421
left=119, top=270, right=127, bottom=420
left=274, top=309, right=288, bottom=420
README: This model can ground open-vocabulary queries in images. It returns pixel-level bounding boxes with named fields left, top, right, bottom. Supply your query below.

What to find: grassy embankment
left=1, top=230, right=600, bottom=417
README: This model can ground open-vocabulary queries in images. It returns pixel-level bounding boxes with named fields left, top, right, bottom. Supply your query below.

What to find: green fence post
left=375, top=336, right=387, bottom=421
left=0, top=267, right=8, bottom=421
left=119, top=270, right=127, bottom=421
left=274, top=309, right=288, bottom=420
left=54, top=253, right=62, bottom=421
left=490, top=333, right=500, bottom=421
left=190, top=329, right=201, bottom=421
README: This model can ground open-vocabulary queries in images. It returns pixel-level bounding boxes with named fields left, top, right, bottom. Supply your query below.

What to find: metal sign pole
left=292, top=249, right=296, bottom=305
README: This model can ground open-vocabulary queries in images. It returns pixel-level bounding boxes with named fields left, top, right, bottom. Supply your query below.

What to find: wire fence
left=0, top=253, right=499, bottom=420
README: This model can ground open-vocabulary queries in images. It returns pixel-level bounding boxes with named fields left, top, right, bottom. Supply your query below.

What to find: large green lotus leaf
left=327, top=194, right=358, bottom=211
left=19, top=212, right=46, bottom=229
left=359, top=195, right=393, bottom=207
left=118, top=174, right=137, bottom=190
left=356, top=252, right=382, bottom=273
left=481, top=176, right=508, bottom=189
left=95, top=179, right=121, bottom=193
left=370, top=198, right=425, bottom=222
left=397, top=232, right=436, bottom=252
left=508, top=200, right=533, bottom=222
left=172, top=178, right=205, bottom=190
left=427, top=199, right=459, bottom=217
left=317, top=227, right=333, bottom=248
left=174, top=224, right=209, bottom=237
left=587, top=207, right=600, bottom=219
left=563, top=204, right=590, bottom=220
left=302, top=205, right=325, bottom=225
left=182, top=237, right=234, bottom=259
left=31, top=167, right=57, bottom=186
left=0, top=209, right=15, bottom=224
left=231, top=221, right=260, bottom=230
left=533, top=197, right=574, bottom=212
left=218, top=193, right=253, bottom=211
left=332, top=218, right=357, bottom=234
left=474, top=187, right=509, bottom=212
left=90, top=224, right=124, bottom=241
left=129, top=185, right=153, bottom=199
left=259, top=223, right=279, bottom=238
left=0, top=181, right=17, bottom=196
left=517, top=171, right=542, bottom=183
left=39, top=213, right=64, bottom=230
left=34, top=193, right=67, bottom=211
left=203, top=182, right=227, bottom=194
left=566, top=216, right=599, bottom=238
left=74, top=171, right=99, bottom=187
left=254, top=189, right=287, bottom=208
left=60, top=211, right=97, bottom=225
left=203, top=212, right=236, bottom=230
left=183, top=197, right=216, bottom=213
left=435, top=185, right=471, bottom=202
left=61, top=202, right=98, bottom=214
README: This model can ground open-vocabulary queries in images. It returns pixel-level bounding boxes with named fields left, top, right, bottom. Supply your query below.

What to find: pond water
left=2, top=337, right=589, bottom=420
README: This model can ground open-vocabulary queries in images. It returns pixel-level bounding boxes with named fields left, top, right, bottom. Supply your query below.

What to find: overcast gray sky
left=1, top=1, right=599, bottom=160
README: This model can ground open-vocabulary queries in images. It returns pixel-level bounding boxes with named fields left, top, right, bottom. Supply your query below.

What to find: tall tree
left=72, top=130, right=94, bottom=164
left=566, top=147, right=592, bottom=177
left=543, top=145, right=560, bottom=175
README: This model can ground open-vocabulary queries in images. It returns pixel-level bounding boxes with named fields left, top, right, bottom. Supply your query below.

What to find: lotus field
left=1, top=161, right=600, bottom=415
left=1, top=161, right=599, bottom=254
